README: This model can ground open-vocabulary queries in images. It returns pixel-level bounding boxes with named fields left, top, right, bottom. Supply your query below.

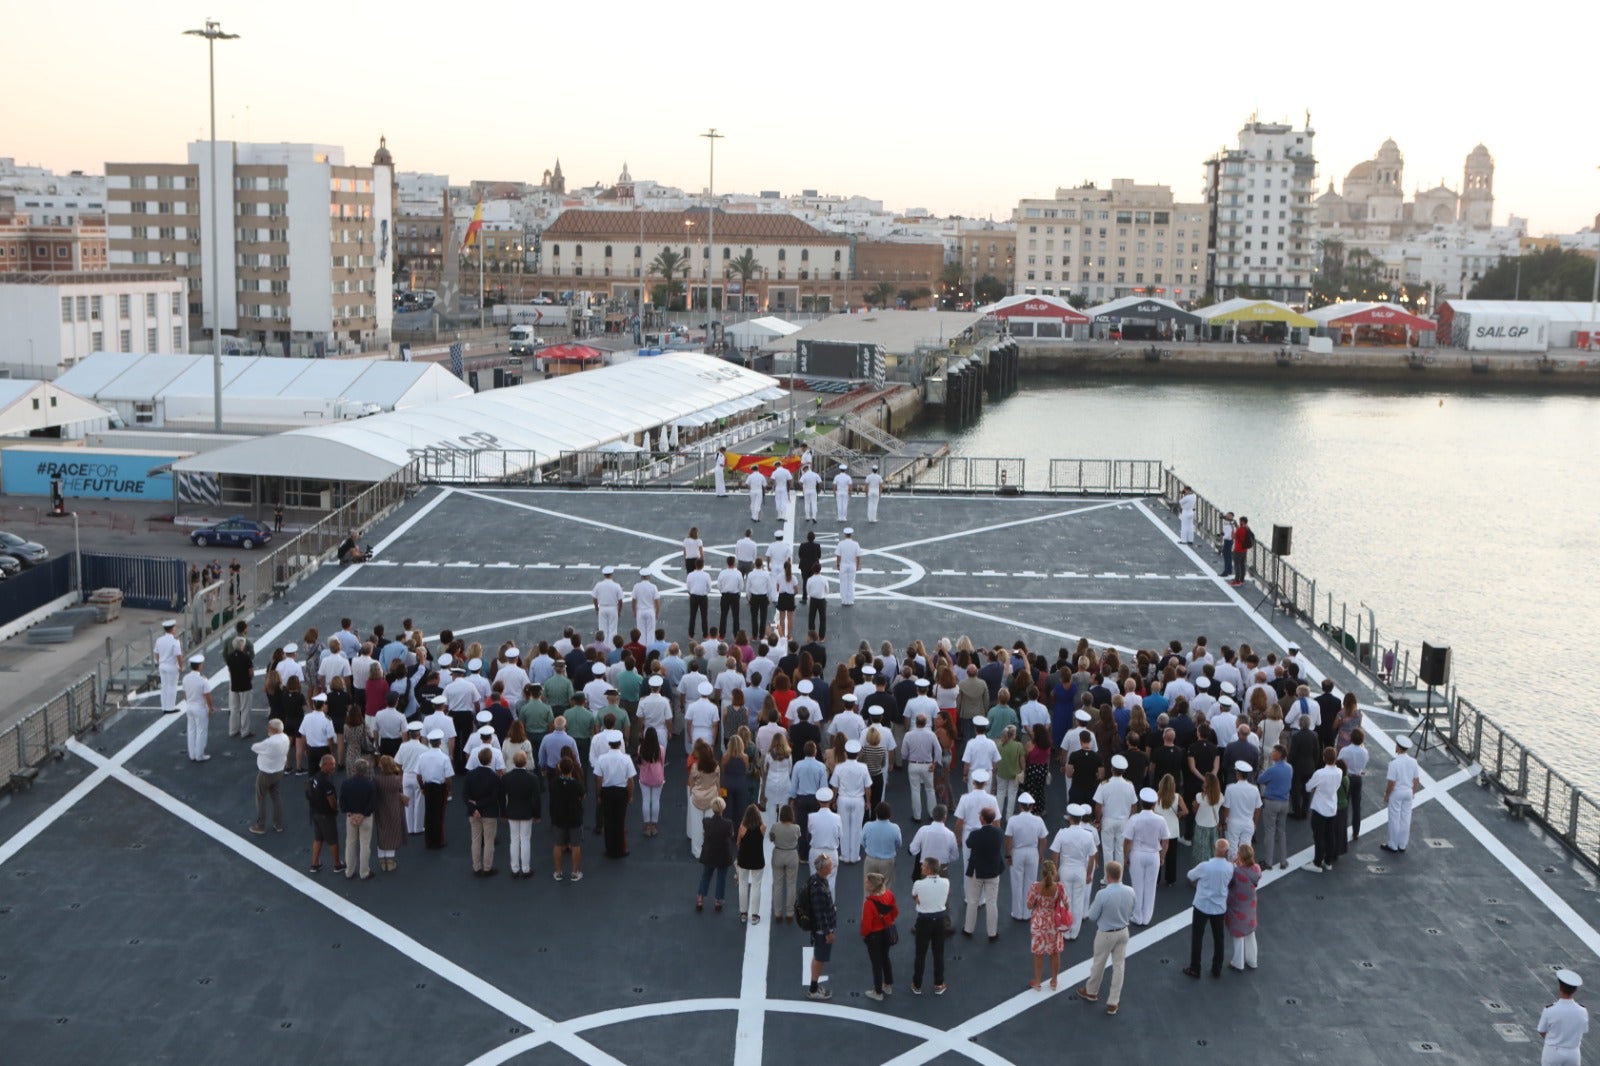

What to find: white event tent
left=725, top=316, right=802, bottom=349
left=0, top=379, right=114, bottom=439
left=171, top=353, right=783, bottom=484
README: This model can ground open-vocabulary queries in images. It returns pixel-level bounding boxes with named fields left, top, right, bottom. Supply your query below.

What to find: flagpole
left=478, top=216, right=485, bottom=330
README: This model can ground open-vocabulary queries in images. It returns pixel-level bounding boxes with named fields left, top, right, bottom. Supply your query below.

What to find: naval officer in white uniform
left=746, top=467, right=767, bottom=522
left=714, top=448, right=727, bottom=497
left=832, top=466, right=853, bottom=522
left=835, top=528, right=862, bottom=607
left=770, top=462, right=793, bottom=518
left=799, top=464, right=822, bottom=523
left=1178, top=486, right=1197, bottom=544
left=1382, top=734, right=1421, bottom=852
left=1538, top=968, right=1588, bottom=1066
left=592, top=566, right=624, bottom=645
left=865, top=464, right=885, bottom=523
left=155, top=619, right=183, bottom=713
left=632, top=574, right=661, bottom=641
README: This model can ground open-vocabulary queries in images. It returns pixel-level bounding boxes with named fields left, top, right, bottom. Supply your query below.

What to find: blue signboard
left=2, top=449, right=178, bottom=501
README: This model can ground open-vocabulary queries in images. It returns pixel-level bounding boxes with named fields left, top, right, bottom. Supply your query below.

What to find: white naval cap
left=972, top=715, right=989, bottom=729
left=592, top=663, right=607, bottom=676
left=406, top=721, right=424, bottom=732
left=602, top=566, right=615, bottom=575
left=476, top=710, right=493, bottom=723
left=188, top=653, right=205, bottom=664
left=1220, top=681, right=1237, bottom=695
left=1075, top=710, right=1092, bottom=723
left=1139, top=787, right=1160, bottom=804
left=1394, top=735, right=1412, bottom=750
left=861, top=666, right=876, bottom=676
left=971, top=768, right=991, bottom=783
left=1556, top=968, right=1583, bottom=988
left=438, top=653, right=454, bottom=667
left=648, top=676, right=664, bottom=688
left=283, top=642, right=298, bottom=654
left=1287, top=643, right=1299, bottom=652
left=698, top=682, right=714, bottom=696
left=1234, top=760, right=1254, bottom=774
left=1195, top=677, right=1211, bottom=690
left=797, top=680, right=813, bottom=694
left=815, top=787, right=834, bottom=802
left=868, top=707, right=884, bottom=717
left=842, top=693, right=857, bottom=704
left=1220, top=696, right=1237, bottom=709
left=162, top=619, right=177, bottom=629
left=914, top=678, right=930, bottom=688
left=843, top=527, right=854, bottom=535
left=504, top=647, right=520, bottom=659
left=468, top=657, right=483, bottom=672
left=427, top=729, right=445, bottom=741
left=1068, top=803, right=1089, bottom=818
left=313, top=693, right=327, bottom=703
left=478, top=726, right=495, bottom=737
left=607, top=730, right=624, bottom=746
left=1016, top=793, right=1035, bottom=806
left=1110, top=754, right=1129, bottom=771
left=774, top=530, right=785, bottom=539
left=431, top=694, right=448, bottom=704
left=845, top=740, right=862, bottom=754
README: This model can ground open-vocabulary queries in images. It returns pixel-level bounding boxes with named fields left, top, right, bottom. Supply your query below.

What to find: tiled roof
left=544, top=208, right=847, bottom=244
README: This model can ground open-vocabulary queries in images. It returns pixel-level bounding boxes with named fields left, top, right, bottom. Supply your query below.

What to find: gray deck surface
left=2, top=486, right=1596, bottom=1065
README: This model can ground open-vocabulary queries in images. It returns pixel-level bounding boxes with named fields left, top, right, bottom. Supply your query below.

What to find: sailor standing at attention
left=156, top=619, right=183, bottom=713
left=1538, top=969, right=1588, bottom=1066
left=746, top=466, right=768, bottom=522
left=865, top=464, right=885, bottom=523
left=800, top=463, right=822, bottom=524
left=714, top=448, right=728, bottom=497
left=183, top=653, right=215, bottom=761
left=835, top=528, right=862, bottom=607
left=592, top=566, right=625, bottom=645
left=1178, top=486, right=1197, bottom=544
left=832, top=465, right=853, bottom=522
left=632, top=573, right=661, bottom=643
left=771, top=461, right=793, bottom=519
left=1381, top=734, right=1421, bottom=853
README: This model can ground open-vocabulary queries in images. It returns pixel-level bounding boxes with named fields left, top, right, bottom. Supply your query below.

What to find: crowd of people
left=177, top=575, right=1440, bottom=1010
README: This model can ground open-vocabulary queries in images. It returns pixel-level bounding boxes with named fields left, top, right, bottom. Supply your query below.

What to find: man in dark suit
left=797, top=532, right=823, bottom=604
left=1287, top=714, right=1322, bottom=820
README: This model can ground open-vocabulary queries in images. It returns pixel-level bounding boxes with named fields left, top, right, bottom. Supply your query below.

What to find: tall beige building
left=1014, top=180, right=1207, bottom=304
left=106, top=140, right=393, bottom=357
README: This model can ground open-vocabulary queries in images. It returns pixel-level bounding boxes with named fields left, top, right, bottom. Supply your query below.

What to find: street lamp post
left=184, top=19, right=239, bottom=433
left=700, top=129, right=723, bottom=317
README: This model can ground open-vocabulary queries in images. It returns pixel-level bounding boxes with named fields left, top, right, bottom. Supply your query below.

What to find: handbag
left=886, top=923, right=899, bottom=946
left=1054, top=887, right=1071, bottom=931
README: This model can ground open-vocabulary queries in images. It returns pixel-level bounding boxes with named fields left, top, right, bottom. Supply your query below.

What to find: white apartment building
left=1205, top=118, right=1318, bottom=304
left=0, top=271, right=186, bottom=378
left=1014, top=180, right=1208, bottom=304
left=106, top=140, right=393, bottom=357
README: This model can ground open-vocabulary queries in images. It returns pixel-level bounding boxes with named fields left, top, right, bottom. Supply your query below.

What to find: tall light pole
left=1591, top=165, right=1599, bottom=329
left=700, top=129, right=723, bottom=319
left=184, top=18, right=239, bottom=433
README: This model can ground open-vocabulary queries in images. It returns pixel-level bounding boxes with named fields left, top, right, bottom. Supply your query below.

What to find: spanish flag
left=725, top=451, right=803, bottom=476
left=459, top=201, right=484, bottom=254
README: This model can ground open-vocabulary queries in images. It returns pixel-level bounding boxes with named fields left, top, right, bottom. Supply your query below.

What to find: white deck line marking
left=0, top=488, right=456, bottom=863
left=68, top=740, right=628, bottom=1066
left=340, top=586, right=598, bottom=597
left=915, top=596, right=1236, bottom=607
left=733, top=834, right=776, bottom=1066
left=873, top=498, right=1129, bottom=555
left=870, top=586, right=1139, bottom=655
left=458, top=488, right=683, bottom=546
left=452, top=604, right=592, bottom=638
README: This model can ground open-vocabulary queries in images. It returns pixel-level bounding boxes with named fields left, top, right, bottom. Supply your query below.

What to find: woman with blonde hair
left=1260, top=702, right=1286, bottom=755
left=763, top=733, right=793, bottom=823
left=1025, top=859, right=1067, bottom=990
left=1192, top=772, right=1223, bottom=860
left=687, top=742, right=720, bottom=859
left=722, top=735, right=751, bottom=819
left=1156, top=773, right=1188, bottom=885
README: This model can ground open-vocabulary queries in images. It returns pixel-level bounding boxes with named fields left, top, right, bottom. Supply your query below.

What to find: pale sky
left=8, top=0, right=1596, bottom=236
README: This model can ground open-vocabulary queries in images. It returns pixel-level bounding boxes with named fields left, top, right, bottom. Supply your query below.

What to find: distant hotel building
left=1014, top=180, right=1207, bottom=305
left=1204, top=118, right=1318, bottom=304
left=0, top=270, right=186, bottom=378
left=0, top=197, right=109, bottom=273
left=105, top=139, right=394, bottom=357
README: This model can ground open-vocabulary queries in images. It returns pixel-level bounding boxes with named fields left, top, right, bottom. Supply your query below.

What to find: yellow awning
left=1205, top=300, right=1315, bottom=327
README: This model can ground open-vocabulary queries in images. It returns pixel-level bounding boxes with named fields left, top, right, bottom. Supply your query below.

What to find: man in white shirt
left=746, top=559, right=773, bottom=637
left=373, top=698, right=408, bottom=758
left=908, top=804, right=960, bottom=872
left=1191, top=677, right=1218, bottom=723
left=799, top=464, right=822, bottom=524
left=835, top=528, right=862, bottom=607
left=1178, top=486, right=1196, bottom=544
left=954, top=770, right=1000, bottom=850
left=463, top=723, right=506, bottom=772
left=155, top=619, right=183, bottom=713
left=865, top=464, right=885, bottom=523
left=830, top=694, right=865, bottom=743
left=275, top=642, right=305, bottom=689
left=830, top=742, right=873, bottom=863
left=714, top=447, right=728, bottom=497
left=594, top=731, right=637, bottom=857
left=787, top=678, right=820, bottom=726
left=631, top=577, right=661, bottom=641
left=832, top=466, right=853, bottom=522
left=636, top=676, right=672, bottom=752
left=1382, top=734, right=1421, bottom=854
left=685, top=565, right=712, bottom=639
left=684, top=682, right=720, bottom=751
left=716, top=557, right=745, bottom=636
left=766, top=530, right=792, bottom=573
left=182, top=654, right=215, bottom=762
left=805, top=570, right=829, bottom=640
left=248, top=718, right=291, bottom=833
left=394, top=721, right=428, bottom=834
left=901, top=709, right=941, bottom=823
left=318, top=637, right=352, bottom=694
left=592, top=566, right=625, bottom=645
left=1123, top=788, right=1171, bottom=925
left=583, top=662, right=612, bottom=713
left=1165, top=665, right=1196, bottom=707
left=770, top=462, right=793, bottom=518
left=1537, top=969, right=1588, bottom=1066
left=807, top=788, right=843, bottom=896
left=419, top=695, right=456, bottom=759
left=1005, top=794, right=1049, bottom=919
left=416, top=730, right=455, bottom=849
left=1049, top=804, right=1100, bottom=940
left=300, top=694, right=338, bottom=766
left=962, top=717, right=1001, bottom=787
left=495, top=649, right=530, bottom=704
left=1222, top=760, right=1263, bottom=857
left=734, top=530, right=759, bottom=576
left=351, top=644, right=377, bottom=698
left=1094, top=755, right=1139, bottom=875
left=746, top=467, right=767, bottom=522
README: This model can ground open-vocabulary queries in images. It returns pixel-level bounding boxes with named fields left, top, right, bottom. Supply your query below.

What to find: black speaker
left=1271, top=524, right=1292, bottom=556
left=1419, top=643, right=1451, bottom=687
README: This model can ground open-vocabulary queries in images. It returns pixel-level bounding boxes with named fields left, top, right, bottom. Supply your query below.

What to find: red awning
left=984, top=295, right=1091, bottom=324
left=540, top=344, right=607, bottom=362
left=1324, top=304, right=1436, bottom=331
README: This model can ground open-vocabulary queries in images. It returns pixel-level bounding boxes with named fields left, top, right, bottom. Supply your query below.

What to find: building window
left=172, top=326, right=184, bottom=351
left=91, top=330, right=103, bottom=350
left=777, top=249, right=786, bottom=261
left=604, top=245, right=612, bottom=257
left=834, top=249, right=842, bottom=262
left=119, top=329, right=132, bottom=352
left=146, top=293, right=158, bottom=317
left=61, top=297, right=73, bottom=322
left=118, top=294, right=131, bottom=318
left=146, top=327, right=158, bottom=351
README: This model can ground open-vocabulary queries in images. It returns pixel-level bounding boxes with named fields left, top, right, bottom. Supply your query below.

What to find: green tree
left=649, top=248, right=688, bottom=311
left=938, top=262, right=966, bottom=308
left=725, top=251, right=762, bottom=310
left=868, top=280, right=897, bottom=308
left=974, top=275, right=1005, bottom=305
left=1470, top=247, right=1597, bottom=301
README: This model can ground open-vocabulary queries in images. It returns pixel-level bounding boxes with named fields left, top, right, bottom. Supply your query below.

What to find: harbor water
left=917, top=375, right=1600, bottom=794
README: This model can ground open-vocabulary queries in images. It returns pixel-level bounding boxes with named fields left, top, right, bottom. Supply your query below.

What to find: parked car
left=189, top=518, right=274, bottom=550
left=0, top=553, right=21, bottom=578
left=0, top=530, right=48, bottom=567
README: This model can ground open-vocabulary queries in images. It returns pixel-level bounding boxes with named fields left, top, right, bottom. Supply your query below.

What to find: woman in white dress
left=764, top=733, right=793, bottom=823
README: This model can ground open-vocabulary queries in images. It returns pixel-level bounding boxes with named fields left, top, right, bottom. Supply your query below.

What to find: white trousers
left=228, top=691, right=252, bottom=735
left=689, top=804, right=711, bottom=858
left=714, top=467, right=726, bottom=495
left=1129, top=849, right=1160, bottom=925
left=835, top=491, right=848, bottom=521
left=907, top=763, right=934, bottom=820
left=597, top=607, right=619, bottom=644
left=838, top=795, right=866, bottom=862
left=995, top=777, right=1018, bottom=820
left=1009, top=847, right=1039, bottom=919
left=1231, top=931, right=1258, bottom=969
left=737, top=866, right=765, bottom=915
left=159, top=666, right=180, bottom=713
left=1225, top=823, right=1255, bottom=859
left=1387, top=794, right=1413, bottom=850
left=963, top=875, right=1000, bottom=936
left=1100, top=818, right=1127, bottom=876
left=1179, top=513, right=1195, bottom=543
left=1063, top=861, right=1091, bottom=939
left=636, top=610, right=656, bottom=642
left=508, top=819, right=534, bottom=874
left=750, top=488, right=764, bottom=520
left=867, top=490, right=880, bottom=522
left=185, top=706, right=209, bottom=759
left=404, top=776, right=425, bottom=833
left=838, top=567, right=856, bottom=605
left=641, top=784, right=662, bottom=824
left=774, top=485, right=789, bottom=516
left=803, top=490, right=818, bottom=520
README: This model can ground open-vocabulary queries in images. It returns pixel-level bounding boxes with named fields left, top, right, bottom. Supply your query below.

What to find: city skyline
left=7, top=0, right=1596, bottom=235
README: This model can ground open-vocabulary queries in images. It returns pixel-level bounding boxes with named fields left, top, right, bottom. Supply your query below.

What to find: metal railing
left=1438, top=695, right=1600, bottom=870
left=1159, top=469, right=1417, bottom=693
left=1048, top=459, right=1166, bottom=494
left=1, top=674, right=109, bottom=791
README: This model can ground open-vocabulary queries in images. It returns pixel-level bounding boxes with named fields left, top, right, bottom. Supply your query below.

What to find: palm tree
left=649, top=248, right=688, bottom=310
left=725, top=251, right=762, bottom=312
left=869, top=280, right=896, bottom=308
